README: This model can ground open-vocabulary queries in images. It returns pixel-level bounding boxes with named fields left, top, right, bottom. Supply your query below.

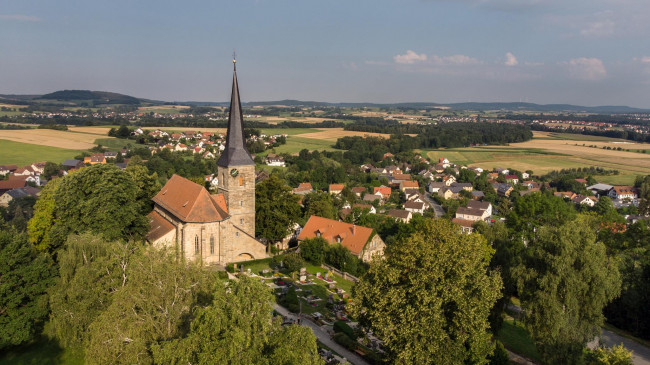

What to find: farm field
left=293, top=128, right=390, bottom=141
left=425, top=132, right=650, bottom=185
left=260, top=136, right=337, bottom=156
left=0, top=129, right=106, bottom=149
left=0, top=140, right=80, bottom=166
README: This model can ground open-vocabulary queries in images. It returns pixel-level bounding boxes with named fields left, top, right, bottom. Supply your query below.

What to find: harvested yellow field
left=68, top=126, right=113, bottom=135
left=0, top=129, right=107, bottom=149
left=294, top=128, right=391, bottom=141
left=145, top=126, right=228, bottom=134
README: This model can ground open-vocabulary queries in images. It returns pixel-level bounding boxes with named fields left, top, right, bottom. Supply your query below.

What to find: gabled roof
left=467, top=200, right=491, bottom=211
left=297, top=216, right=374, bottom=255
left=329, top=184, right=345, bottom=191
left=374, top=186, right=391, bottom=196
left=146, top=211, right=176, bottom=242
left=217, top=60, right=255, bottom=167
left=404, top=201, right=425, bottom=210
left=351, top=187, right=366, bottom=194
left=152, top=174, right=228, bottom=223
left=400, top=181, right=419, bottom=189
left=387, top=209, right=411, bottom=219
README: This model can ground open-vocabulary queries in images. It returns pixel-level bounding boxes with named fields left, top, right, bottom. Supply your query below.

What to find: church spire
left=217, top=56, right=255, bottom=167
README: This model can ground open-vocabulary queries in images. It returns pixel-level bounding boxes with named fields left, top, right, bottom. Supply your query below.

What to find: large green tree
left=152, top=276, right=322, bottom=365
left=48, top=234, right=141, bottom=349
left=255, top=175, right=301, bottom=243
left=351, top=218, right=502, bottom=364
left=514, top=215, right=621, bottom=364
left=28, top=164, right=151, bottom=253
left=84, top=246, right=216, bottom=364
left=0, top=230, right=57, bottom=350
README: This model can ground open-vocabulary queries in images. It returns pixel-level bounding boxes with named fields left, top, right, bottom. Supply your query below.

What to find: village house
left=329, top=184, right=345, bottom=195
left=0, top=177, right=29, bottom=195
left=608, top=186, right=638, bottom=200
left=450, top=182, right=473, bottom=192
left=351, top=186, right=366, bottom=197
left=363, top=193, right=383, bottom=204
left=297, top=216, right=385, bottom=263
left=471, top=190, right=485, bottom=200
left=374, top=186, right=392, bottom=199
left=0, top=186, right=40, bottom=207
left=84, top=153, right=106, bottom=165
left=505, top=175, right=519, bottom=185
left=572, top=195, right=597, bottom=207
left=0, top=165, right=18, bottom=175
left=451, top=218, right=475, bottom=233
left=404, top=200, right=426, bottom=214
left=442, top=175, right=456, bottom=186
left=265, top=154, right=286, bottom=167
left=387, top=209, right=412, bottom=223
left=428, top=181, right=446, bottom=194
left=292, top=182, right=314, bottom=195
left=399, top=180, right=419, bottom=192
left=62, top=159, right=84, bottom=170
left=554, top=191, right=577, bottom=200
left=492, top=183, right=513, bottom=197
left=455, top=200, right=492, bottom=222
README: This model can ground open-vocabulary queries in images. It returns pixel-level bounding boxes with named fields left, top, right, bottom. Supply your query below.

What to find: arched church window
left=194, top=235, right=199, bottom=254
left=210, top=236, right=215, bottom=255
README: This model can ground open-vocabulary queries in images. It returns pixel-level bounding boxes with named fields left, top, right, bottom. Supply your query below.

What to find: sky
left=1, top=0, right=650, bottom=107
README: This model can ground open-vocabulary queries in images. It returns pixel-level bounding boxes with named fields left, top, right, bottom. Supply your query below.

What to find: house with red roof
left=298, top=216, right=385, bottom=262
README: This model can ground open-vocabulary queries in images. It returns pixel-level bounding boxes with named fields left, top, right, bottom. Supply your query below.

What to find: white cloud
left=564, top=58, right=607, bottom=80
left=504, top=52, right=518, bottom=66
left=0, top=14, right=41, bottom=22
left=640, top=57, right=650, bottom=64
left=394, top=50, right=428, bottom=64
left=430, top=54, right=481, bottom=65
left=579, top=18, right=615, bottom=37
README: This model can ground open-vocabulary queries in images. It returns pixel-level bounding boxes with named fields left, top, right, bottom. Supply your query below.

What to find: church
left=146, top=60, right=267, bottom=265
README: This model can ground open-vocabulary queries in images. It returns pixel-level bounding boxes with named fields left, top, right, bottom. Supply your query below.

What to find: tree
left=42, top=161, right=63, bottom=180
left=507, top=191, right=576, bottom=241
left=300, top=237, right=329, bottom=265
left=84, top=245, right=216, bottom=364
left=636, top=175, right=650, bottom=216
left=302, top=191, right=337, bottom=221
left=584, top=344, right=633, bottom=365
left=0, top=230, right=57, bottom=350
left=514, top=215, right=621, bottom=364
left=48, top=234, right=140, bottom=349
left=27, top=177, right=62, bottom=252
left=28, top=164, right=150, bottom=253
left=351, top=219, right=502, bottom=364
left=152, top=276, right=322, bottom=365
left=255, top=175, right=301, bottom=243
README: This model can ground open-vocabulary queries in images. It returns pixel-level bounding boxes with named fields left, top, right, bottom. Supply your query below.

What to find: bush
left=584, top=344, right=633, bottom=365
left=282, top=252, right=304, bottom=273
left=333, top=332, right=357, bottom=351
left=300, top=237, right=329, bottom=265
left=488, top=340, right=510, bottom=365
left=278, top=287, right=300, bottom=313
left=333, top=320, right=358, bottom=340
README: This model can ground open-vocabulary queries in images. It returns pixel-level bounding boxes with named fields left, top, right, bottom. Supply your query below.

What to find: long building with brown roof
left=297, top=216, right=385, bottom=263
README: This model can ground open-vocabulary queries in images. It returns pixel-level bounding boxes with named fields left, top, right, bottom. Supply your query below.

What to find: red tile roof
left=400, top=181, right=419, bottom=189
left=152, top=174, right=228, bottom=223
left=297, top=216, right=374, bottom=255
left=374, top=186, right=391, bottom=197
left=146, top=211, right=176, bottom=242
left=329, top=184, right=345, bottom=192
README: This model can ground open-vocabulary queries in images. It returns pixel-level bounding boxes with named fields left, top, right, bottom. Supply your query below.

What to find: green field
left=94, top=138, right=136, bottom=151
left=541, top=132, right=631, bottom=142
left=0, top=140, right=80, bottom=166
left=259, top=136, right=337, bottom=156
left=425, top=146, right=648, bottom=185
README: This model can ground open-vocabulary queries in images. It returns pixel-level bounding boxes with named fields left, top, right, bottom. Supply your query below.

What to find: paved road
left=588, top=329, right=650, bottom=365
left=274, top=304, right=370, bottom=365
left=424, top=192, right=445, bottom=218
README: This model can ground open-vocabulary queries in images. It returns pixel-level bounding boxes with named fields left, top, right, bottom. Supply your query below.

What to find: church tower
left=217, top=58, right=256, bottom=238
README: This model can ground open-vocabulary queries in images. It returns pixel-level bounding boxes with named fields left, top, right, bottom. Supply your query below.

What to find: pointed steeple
left=217, top=58, right=255, bottom=167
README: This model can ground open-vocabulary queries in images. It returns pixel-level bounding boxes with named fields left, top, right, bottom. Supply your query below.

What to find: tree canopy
left=351, top=218, right=502, bottom=364
left=255, top=175, right=301, bottom=242
left=28, top=164, right=153, bottom=253
left=514, top=215, right=621, bottom=364
left=0, top=230, right=57, bottom=349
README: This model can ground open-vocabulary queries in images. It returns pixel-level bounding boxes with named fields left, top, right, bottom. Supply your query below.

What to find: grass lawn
left=497, top=317, right=540, bottom=363
left=94, top=137, right=137, bottom=150
left=267, top=136, right=337, bottom=155
left=0, top=140, right=81, bottom=166
left=0, top=336, right=84, bottom=365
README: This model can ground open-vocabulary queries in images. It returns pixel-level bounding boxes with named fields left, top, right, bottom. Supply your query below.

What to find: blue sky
left=2, top=0, right=650, bottom=107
